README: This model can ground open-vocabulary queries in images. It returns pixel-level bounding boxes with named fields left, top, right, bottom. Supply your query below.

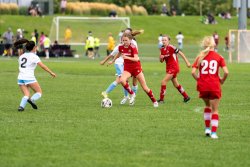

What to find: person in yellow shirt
left=43, top=35, right=51, bottom=59
left=107, top=33, right=115, bottom=56
left=85, top=31, right=95, bottom=59
left=64, top=26, right=72, bottom=44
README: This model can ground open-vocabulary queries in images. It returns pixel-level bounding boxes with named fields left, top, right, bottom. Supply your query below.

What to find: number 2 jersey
left=18, top=52, right=41, bottom=80
left=192, top=51, right=226, bottom=92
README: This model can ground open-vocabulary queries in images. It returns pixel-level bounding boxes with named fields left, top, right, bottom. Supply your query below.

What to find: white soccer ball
left=74, top=54, right=79, bottom=58
left=101, top=98, right=112, bottom=108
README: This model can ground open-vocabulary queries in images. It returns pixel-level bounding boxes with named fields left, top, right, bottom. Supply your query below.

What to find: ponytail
left=14, top=38, right=35, bottom=51
left=197, top=36, right=216, bottom=67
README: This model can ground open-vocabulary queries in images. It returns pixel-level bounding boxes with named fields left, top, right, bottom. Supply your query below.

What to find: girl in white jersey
left=14, top=39, right=56, bottom=112
left=100, top=28, right=143, bottom=104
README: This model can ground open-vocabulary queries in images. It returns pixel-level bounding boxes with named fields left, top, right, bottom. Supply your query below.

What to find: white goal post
left=49, top=16, right=130, bottom=45
left=228, top=29, right=250, bottom=63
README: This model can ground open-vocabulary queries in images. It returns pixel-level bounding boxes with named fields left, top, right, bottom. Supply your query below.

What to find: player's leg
left=132, top=77, right=138, bottom=94
left=28, top=82, right=42, bottom=109
left=120, top=71, right=136, bottom=105
left=18, top=85, right=30, bottom=111
left=158, top=73, right=173, bottom=103
left=172, top=77, right=190, bottom=102
left=210, top=98, right=220, bottom=139
left=136, top=72, right=158, bottom=107
left=202, top=98, right=212, bottom=136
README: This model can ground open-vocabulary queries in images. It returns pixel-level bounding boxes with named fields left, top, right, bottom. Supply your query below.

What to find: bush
left=19, top=6, right=28, bottom=15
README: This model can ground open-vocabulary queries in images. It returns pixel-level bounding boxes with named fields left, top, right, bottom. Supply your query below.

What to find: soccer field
left=0, top=55, right=250, bottom=167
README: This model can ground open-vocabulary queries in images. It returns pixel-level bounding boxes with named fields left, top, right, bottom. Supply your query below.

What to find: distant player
left=158, top=35, right=191, bottom=104
left=108, top=33, right=158, bottom=107
left=14, top=39, right=56, bottom=112
left=192, top=36, right=229, bottom=139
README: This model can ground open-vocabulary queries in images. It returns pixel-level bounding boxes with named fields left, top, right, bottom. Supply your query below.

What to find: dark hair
left=14, top=38, right=35, bottom=51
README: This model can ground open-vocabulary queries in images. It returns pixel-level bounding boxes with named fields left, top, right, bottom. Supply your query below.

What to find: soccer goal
left=228, top=29, right=250, bottom=63
left=49, top=16, right=130, bottom=45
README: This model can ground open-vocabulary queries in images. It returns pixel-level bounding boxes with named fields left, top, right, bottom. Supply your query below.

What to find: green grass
left=0, top=56, right=250, bottom=167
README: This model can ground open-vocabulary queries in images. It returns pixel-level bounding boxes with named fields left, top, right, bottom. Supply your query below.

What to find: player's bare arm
left=178, top=51, right=191, bottom=68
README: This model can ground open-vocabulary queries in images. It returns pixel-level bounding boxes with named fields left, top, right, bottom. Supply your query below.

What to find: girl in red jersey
left=192, top=36, right=229, bottom=139
left=158, top=35, right=191, bottom=103
left=108, top=33, right=158, bottom=107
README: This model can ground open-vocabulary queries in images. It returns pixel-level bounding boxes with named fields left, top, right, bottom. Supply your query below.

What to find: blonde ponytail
left=197, top=36, right=216, bottom=66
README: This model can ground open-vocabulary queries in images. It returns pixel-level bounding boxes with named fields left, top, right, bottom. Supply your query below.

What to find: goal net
left=229, top=29, right=250, bottom=63
left=49, top=16, right=130, bottom=45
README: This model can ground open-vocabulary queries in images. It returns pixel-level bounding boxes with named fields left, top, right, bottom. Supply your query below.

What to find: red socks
left=211, top=114, right=219, bottom=133
left=147, top=90, right=156, bottom=103
left=204, top=107, right=212, bottom=128
left=160, top=85, right=166, bottom=101
left=176, top=85, right=188, bottom=98
left=123, top=82, right=134, bottom=95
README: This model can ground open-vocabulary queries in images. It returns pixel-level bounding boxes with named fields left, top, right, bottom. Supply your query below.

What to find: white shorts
left=18, top=79, right=37, bottom=85
left=114, top=64, right=124, bottom=77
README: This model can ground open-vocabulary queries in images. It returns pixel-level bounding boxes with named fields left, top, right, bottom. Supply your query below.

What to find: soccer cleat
left=27, top=99, right=38, bottom=109
left=153, top=102, right=159, bottom=107
left=129, top=93, right=136, bottom=105
left=184, top=96, right=191, bottom=103
left=157, top=99, right=164, bottom=104
left=211, top=133, right=218, bottom=139
left=18, top=106, right=24, bottom=112
left=120, top=96, right=130, bottom=105
left=101, top=91, right=108, bottom=98
left=205, top=128, right=211, bottom=136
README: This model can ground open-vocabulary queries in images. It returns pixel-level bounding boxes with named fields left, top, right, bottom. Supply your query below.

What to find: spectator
left=43, top=34, right=51, bottom=59
left=15, top=29, right=24, bottom=56
left=109, top=10, right=117, bottom=17
left=161, top=3, right=170, bottom=16
left=176, top=32, right=184, bottom=50
left=51, top=40, right=60, bottom=57
left=2, top=27, right=14, bottom=57
left=207, top=13, right=216, bottom=24
left=171, top=5, right=176, bottom=16
left=28, top=4, right=37, bottom=16
left=39, top=32, right=45, bottom=51
left=31, top=32, right=36, bottom=45
left=85, top=31, right=95, bottom=59
left=60, top=0, right=67, bottom=15
left=35, top=4, right=43, bottom=17
left=224, top=35, right=229, bottom=52
left=34, top=29, right=39, bottom=45
left=213, top=31, right=219, bottom=52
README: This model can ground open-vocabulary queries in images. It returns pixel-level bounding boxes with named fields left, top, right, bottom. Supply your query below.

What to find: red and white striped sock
left=176, top=85, right=188, bottom=98
left=204, top=107, right=212, bottom=128
left=147, top=89, right=156, bottom=103
left=123, top=82, right=134, bottom=95
left=160, top=85, right=166, bottom=101
left=211, top=113, right=219, bottom=133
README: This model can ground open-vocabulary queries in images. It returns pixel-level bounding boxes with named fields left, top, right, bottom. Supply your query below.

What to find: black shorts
left=5, top=44, right=12, bottom=49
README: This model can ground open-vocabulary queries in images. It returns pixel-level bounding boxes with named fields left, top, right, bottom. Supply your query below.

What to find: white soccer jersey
left=111, top=39, right=138, bottom=64
left=18, top=52, right=41, bottom=80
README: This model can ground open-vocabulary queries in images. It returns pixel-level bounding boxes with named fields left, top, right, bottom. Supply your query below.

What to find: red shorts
left=124, top=68, right=142, bottom=77
left=166, top=69, right=179, bottom=78
left=199, top=91, right=221, bottom=99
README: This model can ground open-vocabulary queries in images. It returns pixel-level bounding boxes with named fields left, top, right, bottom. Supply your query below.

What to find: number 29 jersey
left=18, top=52, right=41, bottom=80
left=192, top=51, right=226, bottom=92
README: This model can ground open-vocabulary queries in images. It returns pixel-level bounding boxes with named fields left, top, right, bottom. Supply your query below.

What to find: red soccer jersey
left=118, top=44, right=141, bottom=68
left=192, top=51, right=226, bottom=92
left=161, top=44, right=180, bottom=73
